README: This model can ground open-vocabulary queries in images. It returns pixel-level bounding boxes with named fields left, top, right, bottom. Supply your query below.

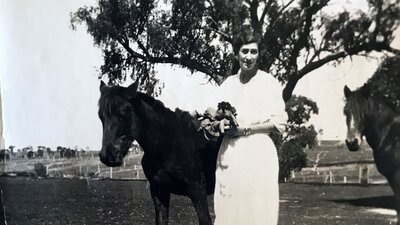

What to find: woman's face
left=238, top=42, right=259, bottom=71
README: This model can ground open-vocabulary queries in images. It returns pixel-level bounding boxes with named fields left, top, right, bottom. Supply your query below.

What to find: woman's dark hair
left=233, top=31, right=262, bottom=54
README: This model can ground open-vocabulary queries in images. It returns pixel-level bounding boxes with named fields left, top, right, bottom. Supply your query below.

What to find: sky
left=0, top=0, right=399, bottom=150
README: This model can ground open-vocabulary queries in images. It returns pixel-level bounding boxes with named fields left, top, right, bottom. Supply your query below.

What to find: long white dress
left=213, top=70, right=287, bottom=225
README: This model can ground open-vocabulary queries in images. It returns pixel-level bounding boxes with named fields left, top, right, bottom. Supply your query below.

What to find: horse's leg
left=388, top=172, right=400, bottom=225
left=395, top=192, right=400, bottom=225
left=150, top=185, right=171, bottom=225
left=393, top=178, right=400, bottom=225
left=186, top=181, right=212, bottom=225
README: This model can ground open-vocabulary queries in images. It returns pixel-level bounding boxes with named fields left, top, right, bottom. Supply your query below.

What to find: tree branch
left=372, top=0, right=383, bottom=42
left=260, top=0, right=274, bottom=24
left=307, top=38, right=327, bottom=64
left=249, top=0, right=261, bottom=33
left=289, top=0, right=329, bottom=69
left=195, top=26, right=232, bottom=43
left=282, top=41, right=400, bottom=102
left=117, top=38, right=147, bottom=60
left=119, top=36, right=224, bottom=83
left=137, top=39, right=150, bottom=58
left=265, top=0, right=295, bottom=30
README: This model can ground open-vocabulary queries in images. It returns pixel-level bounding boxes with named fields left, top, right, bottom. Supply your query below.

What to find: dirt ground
left=0, top=177, right=397, bottom=225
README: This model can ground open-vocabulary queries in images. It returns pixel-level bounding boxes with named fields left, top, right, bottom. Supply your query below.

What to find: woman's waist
left=222, top=133, right=274, bottom=145
left=219, top=133, right=278, bottom=159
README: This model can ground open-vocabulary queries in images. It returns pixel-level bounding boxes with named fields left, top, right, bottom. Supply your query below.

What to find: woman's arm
left=225, top=120, right=279, bottom=138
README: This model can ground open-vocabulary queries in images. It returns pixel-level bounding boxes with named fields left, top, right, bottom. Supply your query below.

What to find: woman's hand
left=225, top=126, right=246, bottom=138
left=214, top=118, right=231, bottom=133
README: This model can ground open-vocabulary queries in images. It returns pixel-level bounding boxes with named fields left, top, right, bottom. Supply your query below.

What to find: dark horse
left=344, top=85, right=400, bottom=224
left=98, top=81, right=220, bottom=225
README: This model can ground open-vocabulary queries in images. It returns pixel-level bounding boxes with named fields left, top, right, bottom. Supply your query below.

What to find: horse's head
left=98, top=81, right=140, bottom=167
left=343, top=85, right=369, bottom=151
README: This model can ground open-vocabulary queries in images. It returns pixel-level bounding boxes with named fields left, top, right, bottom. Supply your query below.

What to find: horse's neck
left=364, top=101, right=398, bottom=149
left=133, top=96, right=175, bottom=152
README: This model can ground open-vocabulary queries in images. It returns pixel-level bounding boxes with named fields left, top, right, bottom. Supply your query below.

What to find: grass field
left=305, top=142, right=374, bottom=166
left=0, top=177, right=396, bottom=225
left=0, top=144, right=396, bottom=225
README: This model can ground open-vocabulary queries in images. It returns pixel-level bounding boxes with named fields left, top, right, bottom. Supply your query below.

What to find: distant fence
left=2, top=153, right=147, bottom=180
left=290, top=162, right=387, bottom=184
left=97, top=164, right=146, bottom=180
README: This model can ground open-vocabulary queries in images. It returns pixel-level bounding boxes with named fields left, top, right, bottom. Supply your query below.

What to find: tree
left=278, top=95, right=319, bottom=181
left=72, top=0, right=400, bottom=101
left=284, top=95, right=319, bottom=148
left=27, top=151, right=34, bottom=159
left=36, top=146, right=46, bottom=158
left=46, top=147, right=53, bottom=155
left=278, top=142, right=306, bottom=181
left=8, top=145, right=15, bottom=153
left=8, top=145, right=15, bottom=160
left=307, top=150, right=328, bottom=174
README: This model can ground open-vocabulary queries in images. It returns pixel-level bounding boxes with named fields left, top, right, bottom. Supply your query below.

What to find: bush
left=34, top=163, right=47, bottom=177
left=278, top=141, right=307, bottom=182
left=27, top=151, right=34, bottom=159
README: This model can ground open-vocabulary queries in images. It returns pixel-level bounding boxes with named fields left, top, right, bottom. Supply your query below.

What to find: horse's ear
left=344, top=85, right=352, bottom=99
left=100, top=81, right=107, bottom=93
left=126, top=79, right=139, bottom=95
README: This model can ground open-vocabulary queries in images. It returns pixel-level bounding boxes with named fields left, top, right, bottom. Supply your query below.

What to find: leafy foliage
left=278, top=141, right=307, bottom=181
left=72, top=0, right=400, bottom=99
left=278, top=95, right=319, bottom=181
left=364, top=55, right=400, bottom=113
left=285, top=95, right=319, bottom=149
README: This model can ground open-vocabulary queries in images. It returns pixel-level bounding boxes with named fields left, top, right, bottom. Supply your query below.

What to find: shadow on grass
left=332, top=195, right=395, bottom=209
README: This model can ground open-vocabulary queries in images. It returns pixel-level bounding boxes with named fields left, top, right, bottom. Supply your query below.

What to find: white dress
left=213, top=70, right=287, bottom=225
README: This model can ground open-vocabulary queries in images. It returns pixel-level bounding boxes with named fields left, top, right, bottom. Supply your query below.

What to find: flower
left=195, top=102, right=238, bottom=141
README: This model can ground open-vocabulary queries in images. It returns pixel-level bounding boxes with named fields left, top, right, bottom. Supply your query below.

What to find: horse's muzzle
left=99, top=147, right=123, bottom=167
left=345, top=139, right=360, bottom=152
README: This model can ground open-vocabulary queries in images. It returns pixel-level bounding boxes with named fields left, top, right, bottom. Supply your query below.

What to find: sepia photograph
left=1, top=0, right=400, bottom=224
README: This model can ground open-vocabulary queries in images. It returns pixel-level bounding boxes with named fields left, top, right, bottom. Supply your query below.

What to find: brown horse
left=344, top=85, right=400, bottom=224
left=98, top=81, right=220, bottom=225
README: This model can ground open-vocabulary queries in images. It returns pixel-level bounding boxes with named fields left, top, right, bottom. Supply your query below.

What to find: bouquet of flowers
left=194, top=101, right=238, bottom=141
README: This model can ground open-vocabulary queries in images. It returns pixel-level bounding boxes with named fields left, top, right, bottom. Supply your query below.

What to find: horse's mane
left=345, top=87, right=397, bottom=122
left=99, top=88, right=200, bottom=136
left=136, top=93, right=200, bottom=135
left=98, top=86, right=132, bottom=118
left=98, top=86, right=199, bottom=137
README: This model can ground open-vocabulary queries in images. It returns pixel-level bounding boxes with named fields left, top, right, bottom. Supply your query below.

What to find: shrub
left=34, top=163, right=47, bottom=177
left=278, top=141, right=307, bottom=182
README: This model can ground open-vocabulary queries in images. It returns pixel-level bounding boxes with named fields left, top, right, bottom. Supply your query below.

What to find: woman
left=213, top=32, right=287, bottom=225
